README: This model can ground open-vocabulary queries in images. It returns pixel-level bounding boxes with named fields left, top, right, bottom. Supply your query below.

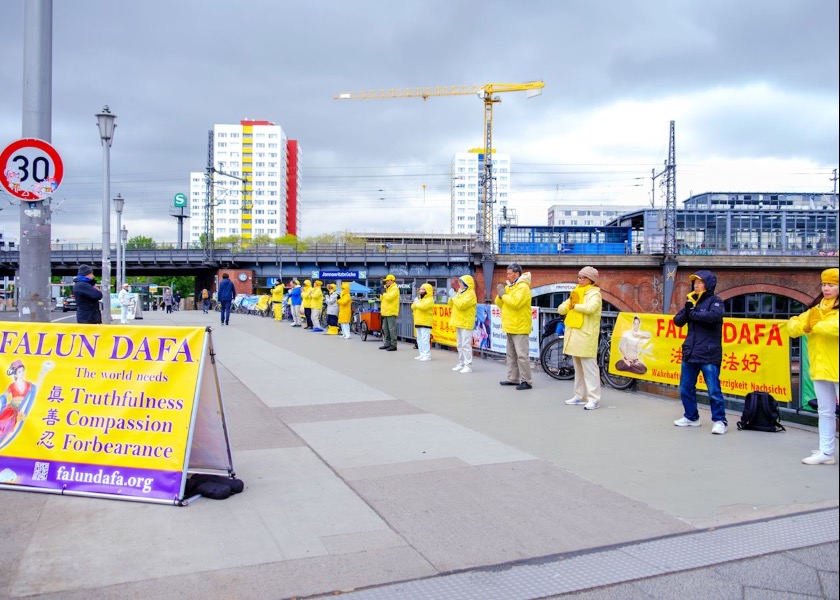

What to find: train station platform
left=2, top=308, right=837, bottom=599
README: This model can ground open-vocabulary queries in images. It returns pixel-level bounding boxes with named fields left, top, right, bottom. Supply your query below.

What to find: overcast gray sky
left=1, top=0, right=837, bottom=244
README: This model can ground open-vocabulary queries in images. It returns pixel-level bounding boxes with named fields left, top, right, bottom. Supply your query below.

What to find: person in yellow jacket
left=411, top=283, right=435, bottom=361
left=270, top=281, right=285, bottom=321
left=379, top=274, right=400, bottom=351
left=448, top=275, right=477, bottom=373
left=337, top=282, right=353, bottom=339
left=558, top=266, right=603, bottom=410
left=494, top=263, right=533, bottom=390
left=301, top=279, right=313, bottom=329
left=310, top=280, right=324, bottom=332
left=787, top=267, right=839, bottom=465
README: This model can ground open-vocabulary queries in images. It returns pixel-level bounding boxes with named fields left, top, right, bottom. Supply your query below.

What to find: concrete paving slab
left=7, top=447, right=401, bottom=597
left=350, top=459, right=691, bottom=572
left=275, top=398, right=426, bottom=424
left=290, top=413, right=535, bottom=469
left=211, top=325, right=394, bottom=406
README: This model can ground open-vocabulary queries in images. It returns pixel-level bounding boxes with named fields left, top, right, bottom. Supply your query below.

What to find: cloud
left=1, top=0, right=836, bottom=242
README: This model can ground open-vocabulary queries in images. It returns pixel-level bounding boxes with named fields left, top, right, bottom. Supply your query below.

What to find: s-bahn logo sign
left=0, top=138, right=64, bottom=201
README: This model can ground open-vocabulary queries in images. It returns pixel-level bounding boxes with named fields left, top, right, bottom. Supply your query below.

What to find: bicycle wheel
left=360, top=321, right=369, bottom=341
left=600, top=342, right=635, bottom=390
left=539, top=336, right=575, bottom=380
left=320, top=311, right=328, bottom=328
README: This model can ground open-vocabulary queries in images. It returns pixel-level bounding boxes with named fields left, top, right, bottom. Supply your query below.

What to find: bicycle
left=539, top=325, right=635, bottom=390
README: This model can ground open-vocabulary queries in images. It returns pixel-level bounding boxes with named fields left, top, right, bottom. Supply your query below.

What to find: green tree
left=126, top=235, right=155, bottom=249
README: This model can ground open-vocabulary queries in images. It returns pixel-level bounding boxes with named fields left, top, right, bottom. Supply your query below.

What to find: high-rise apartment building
left=189, top=120, right=301, bottom=245
left=450, top=149, right=510, bottom=235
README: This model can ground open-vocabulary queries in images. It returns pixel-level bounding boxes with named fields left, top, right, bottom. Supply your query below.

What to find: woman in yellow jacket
left=787, top=268, right=839, bottom=465
left=310, top=280, right=324, bottom=332
left=411, top=283, right=435, bottom=361
left=270, top=281, right=285, bottom=321
left=301, top=280, right=313, bottom=329
left=449, top=275, right=477, bottom=373
left=337, top=282, right=353, bottom=339
left=558, top=266, right=603, bottom=410
left=494, top=263, right=533, bottom=390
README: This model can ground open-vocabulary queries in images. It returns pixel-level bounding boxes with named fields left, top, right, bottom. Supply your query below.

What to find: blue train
left=498, top=225, right=632, bottom=255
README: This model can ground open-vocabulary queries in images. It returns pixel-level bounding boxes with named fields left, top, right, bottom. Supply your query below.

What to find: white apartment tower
left=189, top=120, right=302, bottom=245
left=450, top=149, right=511, bottom=236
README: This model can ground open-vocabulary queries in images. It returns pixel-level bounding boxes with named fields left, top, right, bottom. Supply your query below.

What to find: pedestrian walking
left=672, top=270, right=728, bottom=434
left=379, top=274, right=400, bottom=351
left=495, top=263, right=533, bottom=390
left=73, top=264, right=103, bottom=324
left=411, top=283, right=435, bottom=361
left=787, top=268, right=838, bottom=465
left=288, top=279, right=303, bottom=327
left=559, top=266, right=603, bottom=410
left=337, top=281, right=353, bottom=339
left=163, top=288, right=173, bottom=314
left=217, top=273, right=236, bottom=326
left=118, top=282, right=131, bottom=324
left=200, top=288, right=211, bottom=314
left=449, top=275, right=477, bottom=373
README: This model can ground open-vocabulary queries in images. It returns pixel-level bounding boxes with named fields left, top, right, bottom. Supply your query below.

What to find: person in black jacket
left=672, top=270, right=728, bottom=435
left=73, top=264, right=103, bottom=324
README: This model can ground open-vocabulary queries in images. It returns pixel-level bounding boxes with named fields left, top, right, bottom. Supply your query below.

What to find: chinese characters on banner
left=607, top=313, right=793, bottom=401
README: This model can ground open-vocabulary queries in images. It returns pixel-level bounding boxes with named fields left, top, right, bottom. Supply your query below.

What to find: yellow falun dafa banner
left=0, top=322, right=233, bottom=505
left=428, top=304, right=792, bottom=401
left=606, top=313, right=792, bottom=401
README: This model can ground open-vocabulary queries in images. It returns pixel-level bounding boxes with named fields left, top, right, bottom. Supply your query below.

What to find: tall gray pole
left=18, top=0, right=53, bottom=322
left=100, top=133, right=112, bottom=323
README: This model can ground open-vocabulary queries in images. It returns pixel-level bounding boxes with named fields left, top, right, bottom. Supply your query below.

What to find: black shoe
left=499, top=381, right=518, bottom=386
left=378, top=345, right=389, bottom=349
left=516, top=382, right=532, bottom=390
left=385, top=347, right=397, bottom=351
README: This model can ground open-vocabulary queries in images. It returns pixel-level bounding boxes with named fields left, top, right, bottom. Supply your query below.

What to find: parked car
left=62, top=296, right=77, bottom=312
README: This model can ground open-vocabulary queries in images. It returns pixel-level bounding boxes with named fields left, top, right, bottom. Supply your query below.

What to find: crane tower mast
left=335, top=81, right=544, bottom=255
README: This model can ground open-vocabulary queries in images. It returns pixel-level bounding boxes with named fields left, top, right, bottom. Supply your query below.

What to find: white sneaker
left=414, top=356, right=423, bottom=360
left=418, top=356, right=431, bottom=362
left=674, top=417, right=701, bottom=427
left=564, top=398, right=585, bottom=405
left=583, top=402, right=599, bottom=410
left=459, top=366, right=472, bottom=373
left=801, top=451, right=836, bottom=465
left=711, top=421, right=727, bottom=435
left=452, top=364, right=465, bottom=371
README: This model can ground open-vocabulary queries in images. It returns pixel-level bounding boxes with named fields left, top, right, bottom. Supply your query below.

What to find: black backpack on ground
left=736, top=391, right=786, bottom=432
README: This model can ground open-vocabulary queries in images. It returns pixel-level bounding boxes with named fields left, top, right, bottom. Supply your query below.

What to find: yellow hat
left=384, top=274, right=396, bottom=282
left=821, top=268, right=839, bottom=285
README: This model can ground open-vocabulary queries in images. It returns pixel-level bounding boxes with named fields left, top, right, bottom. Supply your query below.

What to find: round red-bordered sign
left=0, top=138, right=64, bottom=201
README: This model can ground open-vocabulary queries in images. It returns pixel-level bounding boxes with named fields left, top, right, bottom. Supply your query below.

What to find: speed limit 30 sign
left=0, top=138, right=64, bottom=201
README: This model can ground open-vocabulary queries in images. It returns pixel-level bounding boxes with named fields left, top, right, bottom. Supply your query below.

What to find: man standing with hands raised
left=495, top=263, right=533, bottom=390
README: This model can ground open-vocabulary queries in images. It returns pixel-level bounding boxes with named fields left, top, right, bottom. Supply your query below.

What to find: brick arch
left=718, top=283, right=814, bottom=306
left=600, top=289, right=633, bottom=312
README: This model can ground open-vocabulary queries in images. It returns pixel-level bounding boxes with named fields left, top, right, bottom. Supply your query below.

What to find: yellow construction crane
left=335, top=81, right=544, bottom=253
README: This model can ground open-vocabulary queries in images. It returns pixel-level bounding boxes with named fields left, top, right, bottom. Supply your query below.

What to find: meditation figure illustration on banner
left=0, top=360, right=55, bottom=450
left=615, top=315, right=653, bottom=375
